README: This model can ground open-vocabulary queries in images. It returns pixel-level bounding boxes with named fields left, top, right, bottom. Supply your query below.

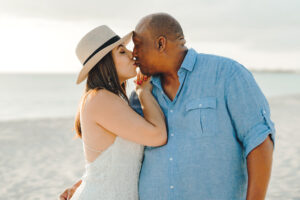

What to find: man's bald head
left=136, top=13, right=184, bottom=41
left=133, top=13, right=187, bottom=76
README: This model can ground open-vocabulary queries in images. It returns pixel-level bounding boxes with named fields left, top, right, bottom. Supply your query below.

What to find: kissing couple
left=60, top=13, right=275, bottom=200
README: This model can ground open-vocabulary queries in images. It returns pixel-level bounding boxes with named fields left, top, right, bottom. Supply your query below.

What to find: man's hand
left=59, top=180, right=82, bottom=200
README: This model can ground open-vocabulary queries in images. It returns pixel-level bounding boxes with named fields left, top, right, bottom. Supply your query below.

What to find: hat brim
left=76, top=31, right=133, bottom=84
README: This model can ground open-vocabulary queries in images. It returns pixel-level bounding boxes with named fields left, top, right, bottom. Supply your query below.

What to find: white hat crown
left=75, top=25, right=133, bottom=84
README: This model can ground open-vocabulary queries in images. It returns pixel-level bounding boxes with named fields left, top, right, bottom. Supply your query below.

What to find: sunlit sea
left=0, top=72, right=300, bottom=121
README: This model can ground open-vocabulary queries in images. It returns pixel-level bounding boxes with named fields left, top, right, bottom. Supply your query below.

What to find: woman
left=63, top=25, right=167, bottom=200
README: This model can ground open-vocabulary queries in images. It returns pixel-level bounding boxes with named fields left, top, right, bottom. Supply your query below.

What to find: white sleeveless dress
left=70, top=136, right=144, bottom=200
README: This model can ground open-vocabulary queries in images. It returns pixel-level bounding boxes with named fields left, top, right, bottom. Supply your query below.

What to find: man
left=61, top=13, right=275, bottom=200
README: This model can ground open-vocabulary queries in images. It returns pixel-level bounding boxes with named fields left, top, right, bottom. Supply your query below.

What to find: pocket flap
left=185, top=97, right=217, bottom=111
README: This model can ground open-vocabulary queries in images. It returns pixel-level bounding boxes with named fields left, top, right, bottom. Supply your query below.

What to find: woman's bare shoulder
left=85, top=89, right=126, bottom=111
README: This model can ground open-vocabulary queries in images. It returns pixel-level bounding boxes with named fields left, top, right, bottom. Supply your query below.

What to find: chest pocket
left=185, top=97, right=219, bottom=137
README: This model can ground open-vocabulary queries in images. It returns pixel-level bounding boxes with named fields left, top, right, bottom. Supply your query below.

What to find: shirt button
left=161, top=91, right=164, bottom=94
left=263, top=110, right=266, bottom=114
left=169, top=157, right=173, bottom=161
left=170, top=110, right=173, bottom=113
left=170, top=133, right=174, bottom=137
left=199, top=104, right=202, bottom=107
left=170, top=185, right=174, bottom=189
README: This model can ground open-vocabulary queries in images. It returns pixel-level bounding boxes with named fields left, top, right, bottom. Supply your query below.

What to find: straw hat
left=75, top=25, right=133, bottom=84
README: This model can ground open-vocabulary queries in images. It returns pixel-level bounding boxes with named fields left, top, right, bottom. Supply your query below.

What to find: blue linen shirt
left=129, top=48, right=275, bottom=200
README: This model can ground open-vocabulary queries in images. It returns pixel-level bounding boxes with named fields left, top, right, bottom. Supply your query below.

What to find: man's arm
left=225, top=63, right=276, bottom=199
left=246, top=135, right=274, bottom=200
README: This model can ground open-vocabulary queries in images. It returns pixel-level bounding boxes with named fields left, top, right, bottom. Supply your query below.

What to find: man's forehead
left=134, top=27, right=152, bottom=42
left=133, top=31, right=142, bottom=40
left=134, top=19, right=151, bottom=36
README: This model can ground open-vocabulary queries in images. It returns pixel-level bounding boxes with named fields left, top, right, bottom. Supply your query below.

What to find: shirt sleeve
left=225, top=62, right=275, bottom=157
left=129, top=91, right=144, bottom=117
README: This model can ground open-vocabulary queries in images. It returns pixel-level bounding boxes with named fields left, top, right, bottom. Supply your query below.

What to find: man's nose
left=132, top=48, right=137, bottom=58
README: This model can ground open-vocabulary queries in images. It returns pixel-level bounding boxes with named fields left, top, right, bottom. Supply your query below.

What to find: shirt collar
left=151, top=75, right=162, bottom=90
left=180, top=48, right=197, bottom=72
left=150, top=48, right=197, bottom=89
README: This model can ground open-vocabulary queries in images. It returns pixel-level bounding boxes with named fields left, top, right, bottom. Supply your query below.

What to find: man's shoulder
left=129, top=90, right=139, bottom=105
left=193, top=51, right=252, bottom=78
left=196, top=52, right=238, bottom=68
left=128, top=91, right=144, bottom=116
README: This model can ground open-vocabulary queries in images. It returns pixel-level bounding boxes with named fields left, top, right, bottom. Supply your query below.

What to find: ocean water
left=0, top=72, right=300, bottom=121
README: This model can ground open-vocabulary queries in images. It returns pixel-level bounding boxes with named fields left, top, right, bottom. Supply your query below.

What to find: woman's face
left=111, top=44, right=137, bottom=83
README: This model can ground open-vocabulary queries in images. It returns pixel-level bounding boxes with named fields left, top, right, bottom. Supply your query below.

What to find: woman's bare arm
left=87, top=88, right=167, bottom=147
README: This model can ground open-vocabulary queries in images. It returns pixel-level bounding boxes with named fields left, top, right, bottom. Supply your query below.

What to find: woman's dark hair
left=74, top=52, right=129, bottom=138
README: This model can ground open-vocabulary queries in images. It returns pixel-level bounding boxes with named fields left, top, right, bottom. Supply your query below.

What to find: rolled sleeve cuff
left=243, top=120, right=275, bottom=158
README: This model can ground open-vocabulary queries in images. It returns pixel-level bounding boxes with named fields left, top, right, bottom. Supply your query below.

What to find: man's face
left=132, top=28, right=160, bottom=76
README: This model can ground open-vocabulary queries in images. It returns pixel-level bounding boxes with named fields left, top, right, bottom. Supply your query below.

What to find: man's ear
left=156, top=36, right=166, bottom=52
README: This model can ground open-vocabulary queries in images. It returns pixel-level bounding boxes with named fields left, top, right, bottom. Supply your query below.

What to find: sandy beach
left=1, top=94, right=299, bottom=199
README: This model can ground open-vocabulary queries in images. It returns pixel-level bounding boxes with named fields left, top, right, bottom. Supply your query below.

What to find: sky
left=0, top=0, right=299, bottom=73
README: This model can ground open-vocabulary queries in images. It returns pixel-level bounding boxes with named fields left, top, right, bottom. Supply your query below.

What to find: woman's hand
left=134, top=70, right=152, bottom=95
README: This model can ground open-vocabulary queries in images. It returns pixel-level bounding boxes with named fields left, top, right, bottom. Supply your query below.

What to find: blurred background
left=0, top=0, right=299, bottom=199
